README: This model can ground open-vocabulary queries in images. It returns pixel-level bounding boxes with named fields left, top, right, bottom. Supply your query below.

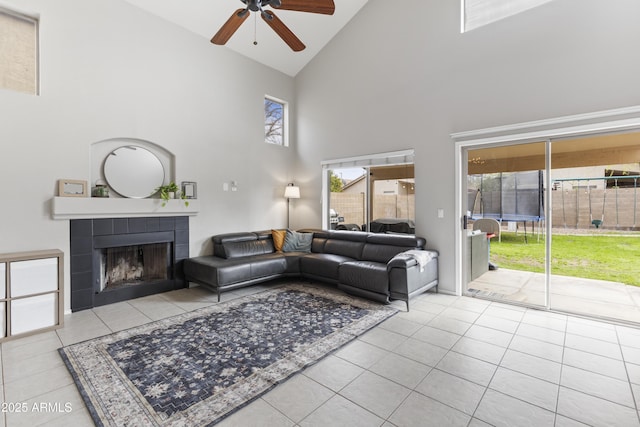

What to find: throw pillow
left=272, top=229, right=287, bottom=252
left=282, top=230, right=313, bottom=253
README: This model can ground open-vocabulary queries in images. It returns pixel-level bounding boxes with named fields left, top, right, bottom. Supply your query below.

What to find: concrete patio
left=467, top=269, right=640, bottom=324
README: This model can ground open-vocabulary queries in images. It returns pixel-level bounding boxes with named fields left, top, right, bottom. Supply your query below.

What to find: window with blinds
left=0, top=8, right=38, bottom=95
left=462, top=0, right=553, bottom=33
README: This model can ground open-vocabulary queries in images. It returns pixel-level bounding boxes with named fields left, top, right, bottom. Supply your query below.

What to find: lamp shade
left=284, top=184, right=300, bottom=199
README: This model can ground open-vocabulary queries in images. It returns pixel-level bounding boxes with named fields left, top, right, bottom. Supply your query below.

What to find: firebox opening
left=99, top=243, right=171, bottom=292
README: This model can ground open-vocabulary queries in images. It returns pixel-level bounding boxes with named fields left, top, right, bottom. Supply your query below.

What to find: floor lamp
left=284, top=183, right=300, bottom=229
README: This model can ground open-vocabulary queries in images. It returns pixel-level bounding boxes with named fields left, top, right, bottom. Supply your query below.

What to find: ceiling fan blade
left=211, top=9, right=249, bottom=45
left=273, top=0, right=335, bottom=15
left=261, top=11, right=306, bottom=52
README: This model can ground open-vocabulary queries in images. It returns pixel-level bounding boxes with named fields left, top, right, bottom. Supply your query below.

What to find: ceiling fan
left=211, top=0, right=335, bottom=52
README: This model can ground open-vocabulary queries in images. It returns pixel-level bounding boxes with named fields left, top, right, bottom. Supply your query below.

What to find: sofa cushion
left=311, top=237, right=327, bottom=253
left=300, top=253, right=353, bottom=281
left=361, top=243, right=415, bottom=263
left=185, top=256, right=252, bottom=287
left=296, top=228, right=331, bottom=253
left=321, top=231, right=367, bottom=259
left=366, top=233, right=426, bottom=249
left=185, top=254, right=286, bottom=287
left=271, top=229, right=286, bottom=251
left=213, top=232, right=275, bottom=259
left=213, top=232, right=257, bottom=258
left=323, top=240, right=364, bottom=260
left=224, top=239, right=275, bottom=258
left=339, top=261, right=389, bottom=295
left=249, top=253, right=287, bottom=278
left=282, top=230, right=313, bottom=252
left=282, top=251, right=304, bottom=274
left=298, top=229, right=331, bottom=239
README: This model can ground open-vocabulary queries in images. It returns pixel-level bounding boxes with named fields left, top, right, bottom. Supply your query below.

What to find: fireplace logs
left=101, top=243, right=169, bottom=292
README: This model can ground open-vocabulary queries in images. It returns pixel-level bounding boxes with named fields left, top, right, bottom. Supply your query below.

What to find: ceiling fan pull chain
left=253, top=13, right=258, bottom=45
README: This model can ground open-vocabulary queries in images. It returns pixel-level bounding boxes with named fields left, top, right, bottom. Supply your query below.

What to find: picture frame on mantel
left=58, top=179, right=88, bottom=197
left=182, top=181, right=197, bottom=199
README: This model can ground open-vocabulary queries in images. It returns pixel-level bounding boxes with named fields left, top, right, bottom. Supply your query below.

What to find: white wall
left=294, top=0, right=640, bottom=293
left=0, top=0, right=296, bottom=311
left=4, top=0, right=640, bottom=308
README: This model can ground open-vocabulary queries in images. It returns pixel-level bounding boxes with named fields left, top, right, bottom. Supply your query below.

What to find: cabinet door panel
left=11, top=294, right=57, bottom=335
left=11, top=258, right=58, bottom=297
left=0, top=263, right=5, bottom=299
left=0, top=302, right=5, bottom=337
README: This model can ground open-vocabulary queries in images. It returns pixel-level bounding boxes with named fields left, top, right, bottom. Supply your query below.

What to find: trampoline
left=469, top=170, right=544, bottom=242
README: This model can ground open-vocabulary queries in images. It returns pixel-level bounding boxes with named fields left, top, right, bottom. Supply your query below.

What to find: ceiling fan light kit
left=211, top=0, right=335, bottom=52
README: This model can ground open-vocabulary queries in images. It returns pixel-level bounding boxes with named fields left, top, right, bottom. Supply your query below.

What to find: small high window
left=462, top=0, right=553, bottom=33
left=264, top=96, right=288, bottom=146
left=0, top=7, right=38, bottom=95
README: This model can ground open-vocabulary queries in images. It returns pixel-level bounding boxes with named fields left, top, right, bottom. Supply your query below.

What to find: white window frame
left=264, top=95, right=288, bottom=147
left=461, top=0, right=554, bottom=33
left=321, top=149, right=415, bottom=230
left=0, top=5, right=39, bottom=95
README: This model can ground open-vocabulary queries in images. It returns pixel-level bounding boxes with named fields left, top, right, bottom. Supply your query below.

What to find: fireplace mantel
left=51, top=197, right=199, bottom=220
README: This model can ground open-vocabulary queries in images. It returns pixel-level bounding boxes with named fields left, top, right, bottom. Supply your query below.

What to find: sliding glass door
left=548, top=132, right=640, bottom=323
left=464, top=142, right=548, bottom=308
left=460, top=129, right=640, bottom=324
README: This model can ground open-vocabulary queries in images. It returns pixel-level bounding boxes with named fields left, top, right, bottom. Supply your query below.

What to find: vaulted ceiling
left=122, top=0, right=369, bottom=76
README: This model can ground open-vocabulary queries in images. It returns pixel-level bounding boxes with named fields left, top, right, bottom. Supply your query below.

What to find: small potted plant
left=156, top=182, right=189, bottom=207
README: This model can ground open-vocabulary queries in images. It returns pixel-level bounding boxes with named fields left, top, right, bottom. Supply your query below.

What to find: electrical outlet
left=223, top=182, right=229, bottom=192
left=437, top=208, right=444, bottom=218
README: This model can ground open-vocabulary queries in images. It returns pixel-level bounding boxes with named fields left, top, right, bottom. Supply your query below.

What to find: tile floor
left=469, top=268, right=640, bottom=323
left=2, top=280, right=640, bottom=426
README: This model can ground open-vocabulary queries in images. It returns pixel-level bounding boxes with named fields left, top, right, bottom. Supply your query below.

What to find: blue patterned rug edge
left=58, top=348, right=106, bottom=427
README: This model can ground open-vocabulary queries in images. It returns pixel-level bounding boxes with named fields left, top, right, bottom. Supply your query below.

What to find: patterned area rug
left=59, top=284, right=397, bottom=426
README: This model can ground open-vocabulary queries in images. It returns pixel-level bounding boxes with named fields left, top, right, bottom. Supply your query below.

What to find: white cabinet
left=0, top=250, right=63, bottom=341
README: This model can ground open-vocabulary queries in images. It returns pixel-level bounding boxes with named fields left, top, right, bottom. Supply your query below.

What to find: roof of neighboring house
left=342, top=175, right=366, bottom=191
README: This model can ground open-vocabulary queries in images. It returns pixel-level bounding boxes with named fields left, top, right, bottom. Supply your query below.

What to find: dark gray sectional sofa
left=184, top=229, right=439, bottom=310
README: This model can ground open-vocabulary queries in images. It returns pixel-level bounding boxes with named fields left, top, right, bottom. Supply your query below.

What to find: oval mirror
left=104, top=146, right=165, bottom=198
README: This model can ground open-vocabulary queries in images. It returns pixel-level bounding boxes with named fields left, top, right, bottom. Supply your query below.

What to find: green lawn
left=490, top=232, right=640, bottom=287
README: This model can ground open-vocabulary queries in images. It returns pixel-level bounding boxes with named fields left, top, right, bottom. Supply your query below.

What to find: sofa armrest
left=387, top=250, right=439, bottom=310
left=387, top=249, right=439, bottom=271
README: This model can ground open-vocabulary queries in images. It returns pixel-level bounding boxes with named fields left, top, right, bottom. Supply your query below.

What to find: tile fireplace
left=70, top=216, right=189, bottom=311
